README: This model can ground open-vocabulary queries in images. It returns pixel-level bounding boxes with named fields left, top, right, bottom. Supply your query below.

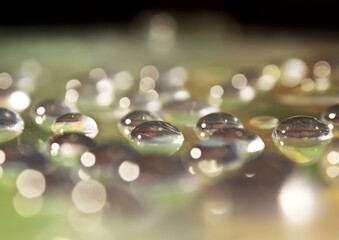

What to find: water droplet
left=52, top=113, right=98, bottom=138
left=47, top=133, right=95, bottom=166
left=195, top=112, right=243, bottom=140
left=79, top=143, right=137, bottom=180
left=0, top=143, right=48, bottom=172
left=31, top=100, right=74, bottom=131
left=210, top=127, right=265, bottom=156
left=118, top=110, right=162, bottom=138
left=321, top=103, right=339, bottom=136
left=249, top=116, right=279, bottom=130
left=0, top=107, right=24, bottom=142
left=163, top=99, right=218, bottom=127
left=129, top=121, right=184, bottom=155
left=272, top=116, right=333, bottom=164
left=186, top=140, right=245, bottom=179
left=16, top=169, right=46, bottom=198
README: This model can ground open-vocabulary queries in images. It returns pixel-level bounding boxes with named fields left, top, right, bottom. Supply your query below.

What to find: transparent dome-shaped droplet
left=272, top=116, right=333, bottom=164
left=195, top=112, right=243, bottom=140
left=319, top=139, right=339, bottom=187
left=321, top=103, right=339, bottom=136
left=129, top=121, right=184, bottom=156
left=47, top=133, right=95, bottom=166
left=0, top=107, right=24, bottom=142
left=52, top=113, right=98, bottom=138
left=118, top=110, right=162, bottom=138
left=210, top=127, right=265, bottom=157
left=31, top=100, right=74, bottom=131
left=249, top=116, right=279, bottom=130
left=163, top=99, right=219, bottom=127
left=186, top=140, right=245, bottom=180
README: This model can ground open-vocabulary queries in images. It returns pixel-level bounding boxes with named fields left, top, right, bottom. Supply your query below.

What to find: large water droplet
left=0, top=107, right=24, bottom=142
left=163, top=99, right=218, bottom=127
left=321, top=103, right=339, bottom=136
left=118, top=110, right=162, bottom=138
left=249, top=115, right=279, bottom=130
left=52, top=113, right=98, bottom=138
left=195, top=112, right=243, bottom=140
left=129, top=121, right=184, bottom=155
left=272, top=116, right=333, bottom=164
left=47, top=133, right=95, bottom=166
left=31, top=100, right=74, bottom=131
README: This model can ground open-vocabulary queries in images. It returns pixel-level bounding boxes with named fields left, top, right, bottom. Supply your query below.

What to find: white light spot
left=66, top=79, right=81, bottom=90
left=125, top=118, right=131, bottom=125
left=118, top=161, right=140, bottom=182
left=210, top=85, right=224, bottom=98
left=9, top=91, right=30, bottom=111
left=0, top=150, right=6, bottom=165
left=327, top=151, right=339, bottom=164
left=140, top=65, right=159, bottom=81
left=65, top=89, right=79, bottom=104
left=13, top=193, right=43, bottom=217
left=326, top=166, right=339, bottom=178
left=239, top=86, right=256, bottom=102
left=72, top=180, right=106, bottom=214
left=201, top=123, right=207, bottom=128
left=0, top=73, right=13, bottom=89
left=329, top=113, right=336, bottom=120
left=232, top=74, right=247, bottom=90
left=80, top=152, right=96, bottom=167
left=16, top=169, right=46, bottom=198
left=139, top=77, right=155, bottom=92
left=190, top=147, right=202, bottom=159
left=37, top=107, right=45, bottom=115
left=119, top=97, right=131, bottom=109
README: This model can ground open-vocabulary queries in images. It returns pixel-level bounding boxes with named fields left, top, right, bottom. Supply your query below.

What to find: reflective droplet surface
left=195, top=112, right=243, bottom=140
left=47, top=133, right=95, bottom=166
left=0, top=107, right=24, bottom=142
left=210, top=127, right=265, bottom=156
left=321, top=103, right=339, bottom=136
left=52, top=113, right=98, bottom=138
left=163, top=99, right=218, bottom=127
left=249, top=116, right=279, bottom=130
left=31, top=100, right=73, bottom=131
left=118, top=110, right=162, bottom=138
left=129, top=121, right=184, bottom=155
left=272, top=116, right=333, bottom=164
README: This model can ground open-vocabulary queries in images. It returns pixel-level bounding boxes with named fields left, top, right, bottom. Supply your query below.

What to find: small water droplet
left=195, top=112, right=243, bottom=140
left=129, top=121, right=184, bottom=155
left=272, top=116, right=333, bottom=164
left=118, top=110, right=162, bottom=138
left=52, top=113, right=98, bottom=138
left=47, top=133, right=95, bottom=166
left=31, top=100, right=74, bottom=131
left=0, top=107, right=24, bottom=142
left=249, top=115, right=279, bottom=130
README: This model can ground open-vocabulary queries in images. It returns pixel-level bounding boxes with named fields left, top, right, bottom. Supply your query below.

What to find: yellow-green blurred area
left=1, top=13, right=339, bottom=240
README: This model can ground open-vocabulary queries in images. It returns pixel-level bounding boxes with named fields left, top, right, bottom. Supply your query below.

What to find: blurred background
left=0, top=2, right=339, bottom=240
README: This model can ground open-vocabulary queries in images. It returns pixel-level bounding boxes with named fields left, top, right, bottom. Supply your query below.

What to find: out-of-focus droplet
left=319, top=139, right=339, bottom=187
left=0, top=107, right=24, bottom=142
left=0, top=143, right=48, bottom=172
left=321, top=103, right=339, bottom=136
left=118, top=110, right=162, bottom=138
left=47, top=133, right=95, bottom=166
left=72, top=179, right=106, bottom=214
left=221, top=83, right=256, bottom=110
left=52, top=113, right=98, bottom=138
left=210, top=127, right=265, bottom=157
left=129, top=121, right=184, bottom=156
left=0, top=73, right=13, bottom=90
left=163, top=99, right=218, bottom=127
left=194, top=112, right=243, bottom=140
left=140, top=65, right=160, bottom=81
left=249, top=116, right=279, bottom=130
left=272, top=116, right=333, bottom=164
left=186, top=141, right=245, bottom=180
left=31, top=100, right=74, bottom=131
left=16, top=169, right=46, bottom=198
